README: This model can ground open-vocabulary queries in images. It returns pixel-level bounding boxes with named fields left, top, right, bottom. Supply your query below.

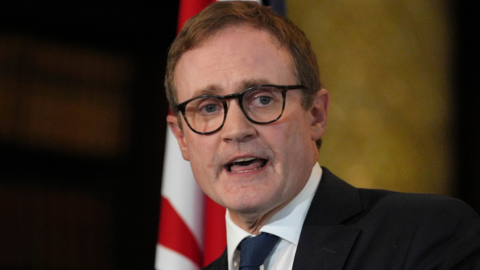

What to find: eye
left=258, top=96, right=272, bottom=105
left=202, top=103, right=218, bottom=113
left=246, top=88, right=278, bottom=107
left=196, top=98, right=223, bottom=115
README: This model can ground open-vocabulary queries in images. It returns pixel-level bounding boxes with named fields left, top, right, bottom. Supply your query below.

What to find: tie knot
left=239, top=233, right=279, bottom=270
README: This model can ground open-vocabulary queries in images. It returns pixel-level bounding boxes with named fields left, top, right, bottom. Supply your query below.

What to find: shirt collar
left=225, top=163, right=322, bottom=267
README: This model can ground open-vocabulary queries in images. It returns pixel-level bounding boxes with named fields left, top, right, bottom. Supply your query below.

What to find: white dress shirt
left=226, top=163, right=322, bottom=270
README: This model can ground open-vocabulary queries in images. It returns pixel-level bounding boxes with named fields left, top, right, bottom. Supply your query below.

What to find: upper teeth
left=233, top=157, right=256, bottom=163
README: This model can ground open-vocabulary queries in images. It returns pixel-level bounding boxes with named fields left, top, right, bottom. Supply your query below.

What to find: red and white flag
left=155, top=1, right=225, bottom=269
left=155, top=0, right=282, bottom=269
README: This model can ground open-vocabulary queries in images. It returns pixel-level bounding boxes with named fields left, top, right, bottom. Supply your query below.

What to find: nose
left=220, top=99, right=256, bottom=143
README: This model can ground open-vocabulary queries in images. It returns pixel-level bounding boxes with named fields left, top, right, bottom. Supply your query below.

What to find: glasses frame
left=176, top=84, right=307, bottom=135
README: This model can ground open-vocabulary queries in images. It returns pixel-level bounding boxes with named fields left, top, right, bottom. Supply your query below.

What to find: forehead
left=174, top=25, right=296, bottom=102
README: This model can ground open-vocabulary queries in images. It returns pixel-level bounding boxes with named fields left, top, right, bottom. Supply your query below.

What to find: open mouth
left=226, top=157, right=268, bottom=173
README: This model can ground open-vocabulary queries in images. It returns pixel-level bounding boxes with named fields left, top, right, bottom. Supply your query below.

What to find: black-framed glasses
left=176, top=84, right=306, bottom=135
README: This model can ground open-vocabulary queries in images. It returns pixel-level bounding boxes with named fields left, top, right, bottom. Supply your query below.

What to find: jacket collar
left=292, top=167, right=363, bottom=270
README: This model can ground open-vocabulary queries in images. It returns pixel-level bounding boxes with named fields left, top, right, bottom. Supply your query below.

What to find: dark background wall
left=452, top=0, right=480, bottom=217
left=0, top=1, right=177, bottom=270
left=0, top=1, right=478, bottom=270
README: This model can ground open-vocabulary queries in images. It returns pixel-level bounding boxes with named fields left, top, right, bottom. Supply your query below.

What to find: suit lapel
left=292, top=168, right=363, bottom=270
left=293, top=225, right=359, bottom=270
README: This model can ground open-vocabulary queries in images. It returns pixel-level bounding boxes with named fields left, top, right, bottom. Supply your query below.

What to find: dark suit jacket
left=203, top=167, right=480, bottom=270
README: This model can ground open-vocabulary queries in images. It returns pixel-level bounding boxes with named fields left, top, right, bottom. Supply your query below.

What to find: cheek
left=271, top=114, right=312, bottom=172
left=267, top=120, right=304, bottom=168
left=280, top=114, right=310, bottom=146
left=186, top=135, right=218, bottom=181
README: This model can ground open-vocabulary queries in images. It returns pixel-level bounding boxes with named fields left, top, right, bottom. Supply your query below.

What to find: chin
left=225, top=195, right=274, bottom=215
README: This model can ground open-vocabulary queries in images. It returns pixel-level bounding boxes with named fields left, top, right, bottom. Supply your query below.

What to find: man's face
left=168, top=25, right=328, bottom=222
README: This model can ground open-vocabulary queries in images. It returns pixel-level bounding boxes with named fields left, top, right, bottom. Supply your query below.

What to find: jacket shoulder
left=202, top=249, right=228, bottom=270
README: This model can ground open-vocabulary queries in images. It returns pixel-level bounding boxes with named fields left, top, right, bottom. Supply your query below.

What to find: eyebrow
left=190, top=79, right=272, bottom=98
left=191, top=87, right=220, bottom=97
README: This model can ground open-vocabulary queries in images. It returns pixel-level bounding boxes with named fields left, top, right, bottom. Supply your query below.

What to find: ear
left=167, top=114, right=190, bottom=161
left=309, top=89, right=329, bottom=141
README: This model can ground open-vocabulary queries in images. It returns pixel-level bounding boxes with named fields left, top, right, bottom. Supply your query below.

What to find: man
left=165, top=2, right=480, bottom=270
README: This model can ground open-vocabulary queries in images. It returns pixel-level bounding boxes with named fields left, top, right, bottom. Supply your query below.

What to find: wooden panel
left=0, top=35, right=133, bottom=157
left=0, top=36, right=22, bottom=140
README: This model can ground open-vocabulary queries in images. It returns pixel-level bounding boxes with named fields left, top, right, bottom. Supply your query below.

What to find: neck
left=228, top=195, right=293, bottom=235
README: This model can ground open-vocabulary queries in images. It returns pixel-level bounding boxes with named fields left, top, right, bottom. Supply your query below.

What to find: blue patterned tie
left=239, top=233, right=280, bottom=270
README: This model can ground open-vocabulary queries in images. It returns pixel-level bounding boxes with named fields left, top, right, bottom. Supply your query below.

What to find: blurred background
left=0, top=1, right=478, bottom=269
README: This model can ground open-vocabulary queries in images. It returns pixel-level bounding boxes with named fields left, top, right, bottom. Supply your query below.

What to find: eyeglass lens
left=183, top=86, right=284, bottom=133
